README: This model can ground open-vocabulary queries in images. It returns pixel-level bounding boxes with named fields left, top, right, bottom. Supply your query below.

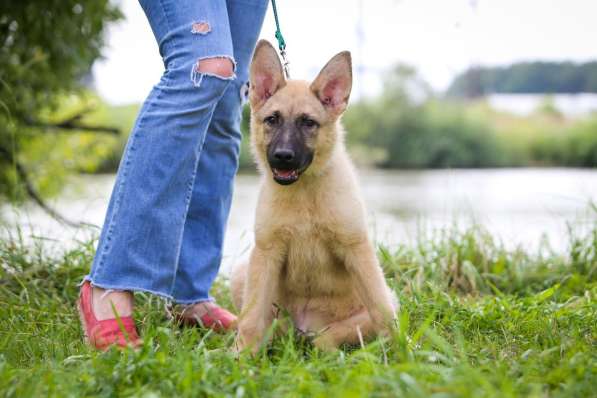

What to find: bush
left=343, top=66, right=597, bottom=169
left=344, top=87, right=505, bottom=168
left=531, top=116, right=597, bottom=167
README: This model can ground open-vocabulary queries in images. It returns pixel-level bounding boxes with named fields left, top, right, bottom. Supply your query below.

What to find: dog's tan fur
left=231, top=40, right=397, bottom=352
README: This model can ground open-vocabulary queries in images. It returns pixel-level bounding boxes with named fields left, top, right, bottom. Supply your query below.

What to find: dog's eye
left=264, top=113, right=279, bottom=126
left=300, top=117, right=318, bottom=129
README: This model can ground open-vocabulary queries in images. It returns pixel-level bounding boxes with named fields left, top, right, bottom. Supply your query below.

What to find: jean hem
left=172, top=296, right=215, bottom=305
left=80, top=275, right=175, bottom=301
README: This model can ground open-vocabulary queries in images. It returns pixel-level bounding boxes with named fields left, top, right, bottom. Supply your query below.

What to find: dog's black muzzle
left=267, top=130, right=313, bottom=185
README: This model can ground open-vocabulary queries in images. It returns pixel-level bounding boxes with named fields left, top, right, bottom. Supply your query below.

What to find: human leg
left=171, top=0, right=269, bottom=305
left=81, top=0, right=236, bottom=346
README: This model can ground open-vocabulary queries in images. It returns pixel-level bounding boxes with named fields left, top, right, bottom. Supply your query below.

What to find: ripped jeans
left=84, top=0, right=268, bottom=304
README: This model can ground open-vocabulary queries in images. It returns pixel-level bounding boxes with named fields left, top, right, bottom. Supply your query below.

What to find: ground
left=0, top=222, right=595, bottom=397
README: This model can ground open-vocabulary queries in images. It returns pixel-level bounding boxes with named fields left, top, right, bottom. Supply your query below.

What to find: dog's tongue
left=276, top=169, right=294, bottom=178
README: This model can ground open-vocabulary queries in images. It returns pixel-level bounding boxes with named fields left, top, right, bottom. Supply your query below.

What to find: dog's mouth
left=272, top=168, right=300, bottom=185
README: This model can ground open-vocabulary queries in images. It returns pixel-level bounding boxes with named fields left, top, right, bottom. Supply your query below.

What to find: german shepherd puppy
left=231, top=40, right=397, bottom=352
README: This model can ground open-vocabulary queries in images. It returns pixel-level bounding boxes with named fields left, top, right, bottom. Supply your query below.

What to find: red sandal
left=78, top=281, right=141, bottom=350
left=172, top=302, right=237, bottom=332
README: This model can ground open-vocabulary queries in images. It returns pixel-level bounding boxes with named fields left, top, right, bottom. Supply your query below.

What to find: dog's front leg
left=343, top=240, right=396, bottom=330
left=235, top=244, right=283, bottom=354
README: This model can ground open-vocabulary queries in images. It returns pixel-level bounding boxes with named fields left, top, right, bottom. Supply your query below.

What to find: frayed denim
left=85, top=0, right=268, bottom=304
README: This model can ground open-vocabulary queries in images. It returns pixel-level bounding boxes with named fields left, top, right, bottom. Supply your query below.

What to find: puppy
left=231, top=40, right=397, bottom=352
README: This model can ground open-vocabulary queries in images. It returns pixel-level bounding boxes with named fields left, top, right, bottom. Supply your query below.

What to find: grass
left=0, top=220, right=595, bottom=397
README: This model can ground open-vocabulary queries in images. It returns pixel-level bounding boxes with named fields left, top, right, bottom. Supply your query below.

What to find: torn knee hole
left=191, top=21, right=210, bottom=34
left=196, top=57, right=235, bottom=79
left=191, top=56, right=236, bottom=87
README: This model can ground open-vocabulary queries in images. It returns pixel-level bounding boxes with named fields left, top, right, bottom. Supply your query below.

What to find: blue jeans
left=85, top=0, right=268, bottom=304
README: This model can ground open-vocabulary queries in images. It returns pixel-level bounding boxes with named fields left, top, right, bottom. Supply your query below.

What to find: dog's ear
left=310, top=51, right=352, bottom=117
left=249, top=40, right=286, bottom=109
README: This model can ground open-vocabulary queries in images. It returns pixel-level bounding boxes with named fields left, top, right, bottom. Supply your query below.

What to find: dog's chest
left=280, top=224, right=351, bottom=297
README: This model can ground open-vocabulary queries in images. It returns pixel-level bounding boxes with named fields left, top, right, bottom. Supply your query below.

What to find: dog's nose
left=274, top=149, right=295, bottom=162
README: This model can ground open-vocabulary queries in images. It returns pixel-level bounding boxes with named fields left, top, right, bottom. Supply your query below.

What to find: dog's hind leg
left=312, top=308, right=377, bottom=351
left=230, top=261, right=248, bottom=312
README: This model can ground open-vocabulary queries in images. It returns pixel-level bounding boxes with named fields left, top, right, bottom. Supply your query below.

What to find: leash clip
left=271, top=0, right=290, bottom=79
left=279, top=48, right=290, bottom=79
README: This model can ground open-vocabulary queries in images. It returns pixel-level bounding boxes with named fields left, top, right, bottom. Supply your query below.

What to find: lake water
left=2, top=168, right=596, bottom=273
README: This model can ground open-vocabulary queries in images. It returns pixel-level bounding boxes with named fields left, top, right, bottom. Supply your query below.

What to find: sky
left=93, top=0, right=597, bottom=105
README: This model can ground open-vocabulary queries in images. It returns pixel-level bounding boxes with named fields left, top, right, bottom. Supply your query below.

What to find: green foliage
left=343, top=66, right=597, bottom=169
left=345, top=98, right=504, bottom=168
left=447, top=61, right=597, bottom=97
left=380, top=224, right=596, bottom=297
left=1, top=219, right=596, bottom=397
left=344, top=67, right=505, bottom=168
left=0, top=0, right=122, bottom=201
left=530, top=116, right=597, bottom=167
left=238, top=104, right=255, bottom=171
left=92, top=102, right=141, bottom=173
left=1, top=94, right=127, bottom=202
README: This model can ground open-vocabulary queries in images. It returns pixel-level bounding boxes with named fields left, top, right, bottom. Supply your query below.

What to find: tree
left=0, top=0, right=122, bottom=223
left=447, top=61, right=597, bottom=97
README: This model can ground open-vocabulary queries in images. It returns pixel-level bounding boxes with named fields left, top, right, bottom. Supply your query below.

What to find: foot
left=78, top=281, right=141, bottom=350
left=92, top=286, right=134, bottom=320
left=173, top=302, right=237, bottom=332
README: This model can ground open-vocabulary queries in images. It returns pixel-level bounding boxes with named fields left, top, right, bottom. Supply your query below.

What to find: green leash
left=270, top=0, right=290, bottom=78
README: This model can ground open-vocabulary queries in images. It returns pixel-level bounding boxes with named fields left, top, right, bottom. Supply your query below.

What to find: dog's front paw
left=234, top=326, right=263, bottom=355
left=313, top=333, right=339, bottom=352
left=232, top=335, right=249, bottom=356
left=312, top=327, right=340, bottom=352
left=371, top=307, right=397, bottom=332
